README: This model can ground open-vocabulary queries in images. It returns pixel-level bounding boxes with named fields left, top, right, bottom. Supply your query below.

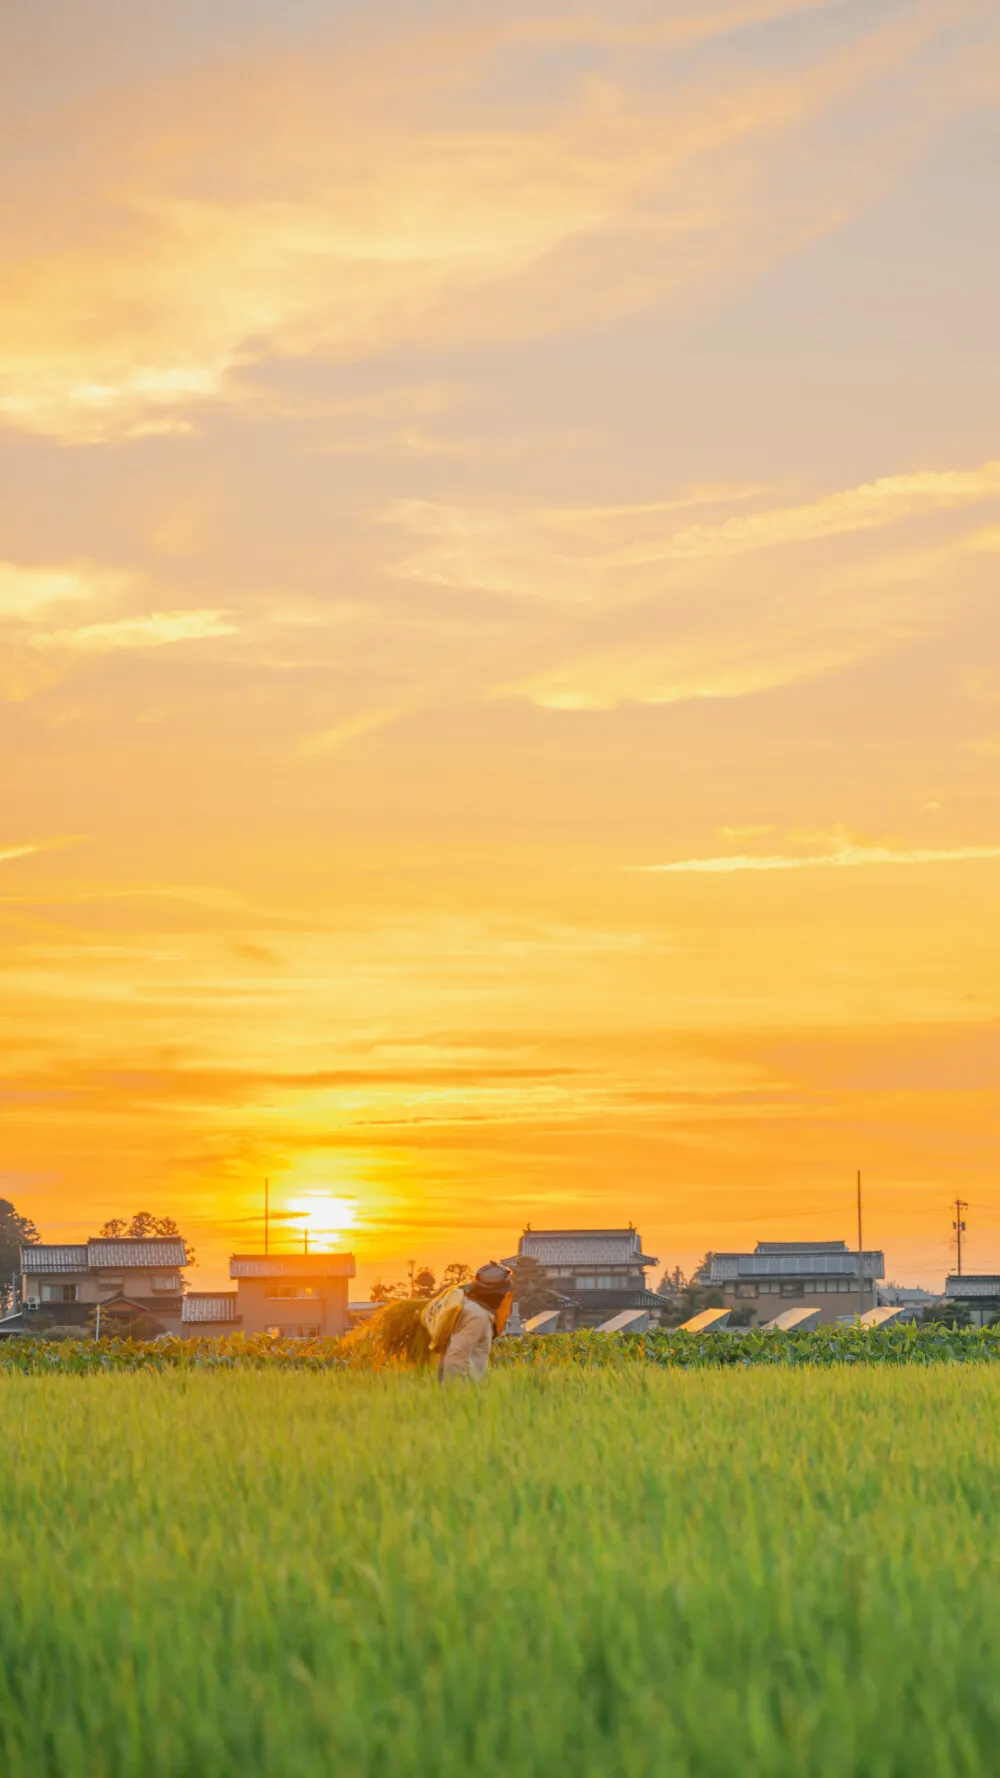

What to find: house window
left=597, top=1274, right=617, bottom=1289
left=574, top=1275, right=597, bottom=1290
left=735, top=1283, right=757, bottom=1299
left=265, top=1286, right=320, bottom=1300
left=40, top=1284, right=78, bottom=1303
left=152, top=1276, right=179, bottom=1292
left=780, top=1281, right=801, bottom=1297
left=101, top=1279, right=124, bottom=1293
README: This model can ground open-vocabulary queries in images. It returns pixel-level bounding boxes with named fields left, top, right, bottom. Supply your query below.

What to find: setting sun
left=288, top=1197, right=357, bottom=1251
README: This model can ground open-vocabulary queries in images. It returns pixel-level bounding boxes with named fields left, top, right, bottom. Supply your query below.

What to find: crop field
left=2, top=1368, right=1000, bottom=1778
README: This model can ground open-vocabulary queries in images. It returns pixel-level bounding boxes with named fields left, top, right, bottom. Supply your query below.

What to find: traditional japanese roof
left=21, top=1245, right=88, bottom=1273
left=755, top=1241, right=848, bottom=1255
left=87, top=1239, right=187, bottom=1269
left=710, top=1246, right=884, bottom=1281
left=508, top=1229, right=658, bottom=1269
left=22, top=1237, right=188, bottom=1272
left=229, top=1252, right=355, bottom=1280
left=944, top=1275, right=1000, bottom=1299
left=182, top=1293, right=240, bottom=1324
left=565, top=1287, right=666, bottom=1312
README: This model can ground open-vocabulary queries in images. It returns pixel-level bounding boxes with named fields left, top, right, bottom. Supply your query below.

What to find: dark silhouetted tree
left=0, top=1199, right=40, bottom=1313
left=511, top=1255, right=566, bottom=1319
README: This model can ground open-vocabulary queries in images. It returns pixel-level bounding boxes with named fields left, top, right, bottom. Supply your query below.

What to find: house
left=229, top=1252, right=355, bottom=1337
left=944, top=1275, right=1000, bottom=1328
left=502, top=1227, right=670, bottom=1331
left=181, top=1293, right=242, bottom=1336
left=707, top=1241, right=885, bottom=1327
left=19, top=1238, right=188, bottom=1335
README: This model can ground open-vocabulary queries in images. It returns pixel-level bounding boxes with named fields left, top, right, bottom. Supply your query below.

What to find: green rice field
left=2, top=1367, right=1000, bottom=1778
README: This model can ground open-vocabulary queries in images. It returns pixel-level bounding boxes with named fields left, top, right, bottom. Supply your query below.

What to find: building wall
left=236, top=1276, right=349, bottom=1337
left=721, top=1280, right=869, bottom=1326
left=23, top=1266, right=184, bottom=1307
left=22, top=1269, right=184, bottom=1334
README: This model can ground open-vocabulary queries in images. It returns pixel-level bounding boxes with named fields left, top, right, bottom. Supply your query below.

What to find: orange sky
left=3, top=0, right=1000, bottom=1294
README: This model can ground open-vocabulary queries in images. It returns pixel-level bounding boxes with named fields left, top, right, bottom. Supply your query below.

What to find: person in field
left=438, top=1261, right=514, bottom=1382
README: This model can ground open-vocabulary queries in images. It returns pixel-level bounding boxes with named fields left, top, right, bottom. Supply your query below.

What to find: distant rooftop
left=510, top=1229, right=658, bottom=1269
left=229, top=1252, right=355, bottom=1280
left=22, top=1238, right=188, bottom=1273
left=711, top=1244, right=884, bottom=1282
left=755, top=1241, right=849, bottom=1255
left=182, top=1293, right=240, bottom=1324
left=945, top=1275, right=1000, bottom=1299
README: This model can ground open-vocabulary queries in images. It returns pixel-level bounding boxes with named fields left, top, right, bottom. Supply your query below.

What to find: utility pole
left=856, top=1169, right=865, bottom=1318
left=408, top=1259, right=415, bottom=1297
left=304, top=1227, right=310, bottom=1256
left=265, top=1178, right=269, bottom=1255
left=953, top=1199, right=968, bottom=1277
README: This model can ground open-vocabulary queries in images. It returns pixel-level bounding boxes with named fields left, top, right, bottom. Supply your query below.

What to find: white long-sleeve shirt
left=440, top=1296, right=494, bottom=1381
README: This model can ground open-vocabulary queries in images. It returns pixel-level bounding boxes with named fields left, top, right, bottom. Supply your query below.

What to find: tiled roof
left=511, top=1229, right=658, bottom=1268
left=755, top=1241, right=848, bottom=1255
left=87, top=1239, right=188, bottom=1268
left=229, top=1252, right=355, bottom=1279
left=182, top=1293, right=240, bottom=1323
left=945, top=1275, right=1000, bottom=1298
left=21, top=1245, right=88, bottom=1273
left=21, top=1238, right=188, bottom=1272
left=711, top=1249, right=884, bottom=1281
left=567, top=1287, right=666, bottom=1311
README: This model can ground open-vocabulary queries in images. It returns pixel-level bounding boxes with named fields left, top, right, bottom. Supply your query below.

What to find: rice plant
left=2, top=1367, right=1000, bottom=1777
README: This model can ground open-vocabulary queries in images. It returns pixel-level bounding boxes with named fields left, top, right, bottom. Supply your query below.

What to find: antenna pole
left=856, top=1169, right=864, bottom=1318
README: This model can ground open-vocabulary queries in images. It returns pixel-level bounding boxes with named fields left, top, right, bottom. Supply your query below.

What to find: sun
left=289, top=1194, right=357, bottom=1249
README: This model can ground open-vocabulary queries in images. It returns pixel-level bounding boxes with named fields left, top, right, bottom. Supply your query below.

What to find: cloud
left=0, top=836, right=82, bottom=866
left=0, top=3, right=958, bottom=440
left=628, top=842, right=1000, bottom=874
left=300, top=705, right=413, bottom=760
left=601, top=462, right=1000, bottom=567
left=0, top=561, right=132, bottom=620
left=35, top=610, right=236, bottom=653
left=480, top=457, right=1000, bottom=710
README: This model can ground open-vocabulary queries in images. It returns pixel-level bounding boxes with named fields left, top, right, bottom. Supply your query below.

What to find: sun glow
left=288, top=1195, right=357, bottom=1250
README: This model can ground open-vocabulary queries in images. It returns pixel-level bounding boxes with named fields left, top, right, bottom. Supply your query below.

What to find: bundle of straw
left=341, top=1299, right=432, bottom=1369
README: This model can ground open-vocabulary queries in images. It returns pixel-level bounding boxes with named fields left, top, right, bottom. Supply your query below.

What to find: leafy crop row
left=2, top=1320, right=999, bottom=1372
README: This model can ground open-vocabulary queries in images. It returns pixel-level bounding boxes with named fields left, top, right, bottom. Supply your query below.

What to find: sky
left=2, top=0, right=1000, bottom=1295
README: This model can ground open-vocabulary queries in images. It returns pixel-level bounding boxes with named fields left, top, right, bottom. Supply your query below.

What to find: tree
left=657, top=1265, right=688, bottom=1301
left=413, top=1268, right=437, bottom=1299
left=511, top=1254, right=566, bottom=1320
left=442, top=1262, right=473, bottom=1288
left=0, top=1198, right=40, bottom=1313
left=920, top=1302, right=973, bottom=1329
left=370, top=1279, right=407, bottom=1303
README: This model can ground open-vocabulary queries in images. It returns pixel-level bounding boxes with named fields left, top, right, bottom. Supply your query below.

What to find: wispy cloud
left=628, top=842, right=1000, bottom=874
left=602, top=462, right=1000, bottom=567
left=36, top=611, right=236, bottom=653
left=0, top=561, right=132, bottom=620
left=0, top=836, right=82, bottom=866
left=0, top=4, right=956, bottom=440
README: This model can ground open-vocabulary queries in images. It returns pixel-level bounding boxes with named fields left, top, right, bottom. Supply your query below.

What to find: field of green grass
left=2, top=1368, right=1000, bottom=1778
